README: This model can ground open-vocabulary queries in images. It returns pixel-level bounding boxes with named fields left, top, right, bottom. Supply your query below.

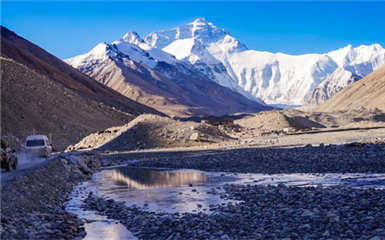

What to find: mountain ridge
left=143, top=18, right=385, bottom=106
left=65, top=24, right=272, bottom=117
left=66, top=18, right=385, bottom=107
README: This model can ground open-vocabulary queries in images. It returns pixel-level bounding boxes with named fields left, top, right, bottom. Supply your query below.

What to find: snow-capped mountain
left=66, top=32, right=177, bottom=70
left=143, top=18, right=385, bottom=106
left=65, top=28, right=270, bottom=117
left=66, top=17, right=385, bottom=108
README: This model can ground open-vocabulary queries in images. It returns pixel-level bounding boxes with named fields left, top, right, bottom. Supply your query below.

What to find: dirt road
left=1, top=152, right=55, bottom=186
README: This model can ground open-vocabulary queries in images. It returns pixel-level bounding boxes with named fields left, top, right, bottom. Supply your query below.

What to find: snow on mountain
left=145, top=18, right=246, bottom=51
left=163, top=38, right=195, bottom=60
left=67, top=31, right=178, bottom=71
left=327, top=44, right=385, bottom=77
left=304, top=67, right=360, bottom=106
left=142, top=18, right=385, bottom=106
left=66, top=18, right=385, bottom=107
left=304, top=44, right=385, bottom=105
left=146, top=18, right=257, bottom=101
left=65, top=27, right=269, bottom=117
left=220, top=50, right=341, bottom=105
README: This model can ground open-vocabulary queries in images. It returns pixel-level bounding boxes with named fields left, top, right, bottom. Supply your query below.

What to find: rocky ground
left=82, top=183, right=385, bottom=240
left=0, top=152, right=101, bottom=240
left=103, top=142, right=385, bottom=174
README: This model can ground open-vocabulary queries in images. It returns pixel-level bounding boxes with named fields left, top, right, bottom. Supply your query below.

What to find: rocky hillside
left=316, top=64, right=385, bottom=112
left=1, top=26, right=161, bottom=116
left=1, top=58, right=128, bottom=150
left=0, top=26, right=162, bottom=150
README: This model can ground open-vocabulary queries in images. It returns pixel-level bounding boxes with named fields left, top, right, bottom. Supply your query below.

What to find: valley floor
left=2, top=128, right=385, bottom=240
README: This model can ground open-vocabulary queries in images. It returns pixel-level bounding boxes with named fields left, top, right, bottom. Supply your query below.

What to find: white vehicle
left=25, top=135, right=52, bottom=158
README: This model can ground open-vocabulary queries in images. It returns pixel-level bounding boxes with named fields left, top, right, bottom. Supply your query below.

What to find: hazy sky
left=2, top=1, right=385, bottom=59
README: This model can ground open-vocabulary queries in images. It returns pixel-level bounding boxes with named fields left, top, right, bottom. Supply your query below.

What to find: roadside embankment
left=0, top=152, right=101, bottom=240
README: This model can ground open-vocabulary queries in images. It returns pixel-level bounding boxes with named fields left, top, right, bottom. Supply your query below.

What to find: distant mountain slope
left=144, top=18, right=385, bottom=106
left=0, top=26, right=162, bottom=150
left=304, top=68, right=361, bottom=105
left=65, top=34, right=271, bottom=117
left=1, top=26, right=161, bottom=116
left=316, top=64, right=385, bottom=112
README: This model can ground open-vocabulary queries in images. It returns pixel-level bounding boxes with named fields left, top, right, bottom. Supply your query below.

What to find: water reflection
left=95, top=167, right=239, bottom=214
left=73, top=168, right=385, bottom=219
left=110, top=167, right=207, bottom=190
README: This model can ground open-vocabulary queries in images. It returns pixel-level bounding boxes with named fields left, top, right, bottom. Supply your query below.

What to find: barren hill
left=1, top=26, right=161, bottom=116
left=1, top=58, right=129, bottom=150
left=68, top=114, right=233, bottom=151
left=1, top=26, right=162, bottom=150
left=235, top=110, right=325, bottom=132
left=316, top=64, right=385, bottom=112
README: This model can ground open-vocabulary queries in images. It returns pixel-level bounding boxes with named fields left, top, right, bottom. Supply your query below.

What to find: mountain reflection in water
left=110, top=167, right=208, bottom=190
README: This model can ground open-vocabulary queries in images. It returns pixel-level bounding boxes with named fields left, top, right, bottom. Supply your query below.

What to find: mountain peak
left=144, top=18, right=229, bottom=49
left=343, top=44, right=353, bottom=50
left=191, top=17, right=209, bottom=25
left=122, top=31, right=144, bottom=45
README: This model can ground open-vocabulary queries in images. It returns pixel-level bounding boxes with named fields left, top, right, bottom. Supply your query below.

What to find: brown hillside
left=0, top=26, right=162, bottom=116
left=1, top=58, right=132, bottom=150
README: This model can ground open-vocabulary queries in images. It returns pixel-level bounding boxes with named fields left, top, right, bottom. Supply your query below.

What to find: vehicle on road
left=1, top=139, right=18, bottom=171
left=25, top=135, right=52, bottom=158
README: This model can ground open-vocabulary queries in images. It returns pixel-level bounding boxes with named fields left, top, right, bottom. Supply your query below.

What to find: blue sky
left=2, top=1, right=385, bottom=59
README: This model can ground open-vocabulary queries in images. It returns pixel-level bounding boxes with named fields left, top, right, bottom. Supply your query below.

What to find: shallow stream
left=66, top=165, right=385, bottom=240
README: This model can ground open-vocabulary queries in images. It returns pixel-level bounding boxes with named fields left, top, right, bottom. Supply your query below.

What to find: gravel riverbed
left=82, top=184, right=385, bottom=240
left=77, top=142, right=385, bottom=240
